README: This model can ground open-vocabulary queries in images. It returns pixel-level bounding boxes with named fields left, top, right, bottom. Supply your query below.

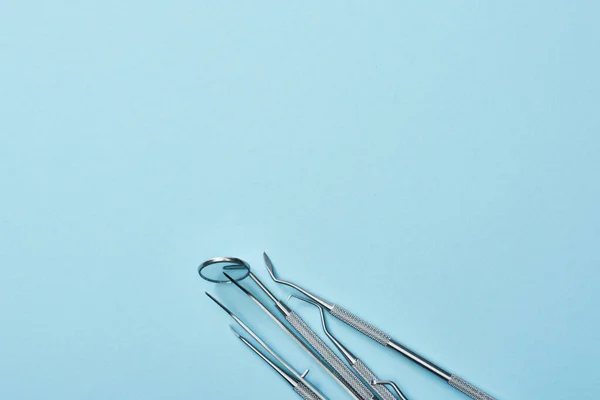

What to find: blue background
left=1, top=1, right=599, bottom=399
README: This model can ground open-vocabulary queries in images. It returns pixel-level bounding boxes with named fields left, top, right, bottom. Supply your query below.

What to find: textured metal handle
left=331, top=306, right=495, bottom=400
left=330, top=305, right=391, bottom=346
left=286, top=311, right=376, bottom=400
left=353, top=359, right=399, bottom=400
left=449, top=375, right=495, bottom=400
left=294, top=382, right=323, bottom=400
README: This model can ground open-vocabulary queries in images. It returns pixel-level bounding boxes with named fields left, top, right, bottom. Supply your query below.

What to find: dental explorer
left=263, top=253, right=496, bottom=400
left=231, top=326, right=322, bottom=400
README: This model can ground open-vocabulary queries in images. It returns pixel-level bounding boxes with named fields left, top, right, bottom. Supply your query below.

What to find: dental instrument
left=263, top=252, right=495, bottom=400
left=231, top=326, right=322, bottom=400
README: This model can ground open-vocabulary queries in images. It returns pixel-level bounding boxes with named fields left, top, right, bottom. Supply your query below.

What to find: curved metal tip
left=289, top=295, right=357, bottom=363
left=289, top=295, right=329, bottom=331
left=263, top=252, right=278, bottom=280
left=289, top=295, right=326, bottom=321
left=262, top=255, right=333, bottom=310
left=371, top=379, right=409, bottom=400
left=289, top=294, right=316, bottom=306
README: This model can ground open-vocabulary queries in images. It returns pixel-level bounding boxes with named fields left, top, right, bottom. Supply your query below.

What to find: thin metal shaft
left=222, top=272, right=362, bottom=400
left=231, top=327, right=297, bottom=387
left=248, top=271, right=279, bottom=304
left=247, top=271, right=293, bottom=316
left=387, top=339, right=450, bottom=380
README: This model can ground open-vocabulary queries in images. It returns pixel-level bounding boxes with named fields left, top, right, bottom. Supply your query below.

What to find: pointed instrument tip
left=230, top=325, right=242, bottom=339
left=289, top=293, right=315, bottom=307
left=205, top=291, right=216, bottom=301
left=205, top=291, right=234, bottom=317
left=263, top=252, right=276, bottom=277
left=263, top=252, right=271, bottom=266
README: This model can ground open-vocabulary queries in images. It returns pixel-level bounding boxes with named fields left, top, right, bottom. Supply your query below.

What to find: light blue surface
left=1, top=2, right=599, bottom=399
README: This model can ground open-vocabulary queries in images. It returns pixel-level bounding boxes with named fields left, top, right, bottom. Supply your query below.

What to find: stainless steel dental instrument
left=205, top=292, right=327, bottom=400
left=223, top=271, right=377, bottom=400
left=290, top=294, right=409, bottom=400
left=231, top=326, right=322, bottom=400
left=263, top=253, right=496, bottom=400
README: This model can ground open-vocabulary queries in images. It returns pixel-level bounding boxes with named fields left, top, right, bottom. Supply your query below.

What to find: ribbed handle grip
left=286, top=312, right=375, bottom=400
left=353, top=359, right=400, bottom=400
left=294, top=382, right=322, bottom=400
left=330, top=305, right=391, bottom=346
left=449, top=375, right=495, bottom=400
